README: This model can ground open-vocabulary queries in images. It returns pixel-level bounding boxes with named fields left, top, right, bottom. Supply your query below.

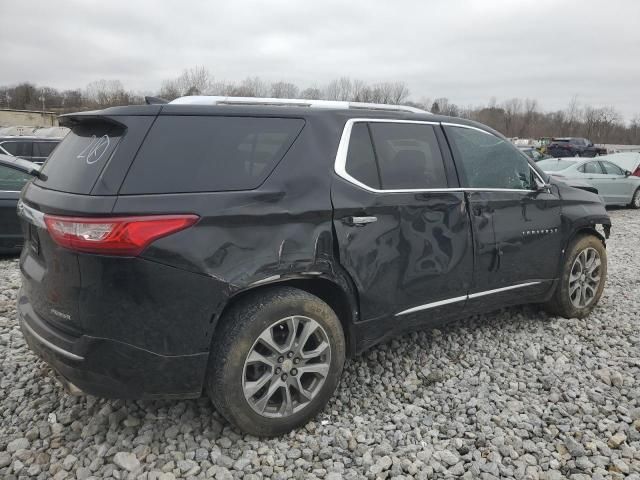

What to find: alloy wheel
left=242, top=316, right=331, bottom=418
left=568, top=247, right=602, bottom=308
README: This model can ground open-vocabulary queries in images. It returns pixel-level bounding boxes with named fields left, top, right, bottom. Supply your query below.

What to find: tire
left=544, top=234, right=607, bottom=319
left=206, top=287, right=345, bottom=437
left=629, top=188, right=640, bottom=209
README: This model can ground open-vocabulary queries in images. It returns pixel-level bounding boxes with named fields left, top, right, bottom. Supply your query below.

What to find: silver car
left=538, top=157, right=640, bottom=208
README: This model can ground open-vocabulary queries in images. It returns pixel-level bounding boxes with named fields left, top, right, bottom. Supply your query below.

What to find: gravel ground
left=1, top=208, right=639, bottom=480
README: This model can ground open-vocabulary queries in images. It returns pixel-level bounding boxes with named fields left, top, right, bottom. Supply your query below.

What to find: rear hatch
left=19, top=108, right=158, bottom=334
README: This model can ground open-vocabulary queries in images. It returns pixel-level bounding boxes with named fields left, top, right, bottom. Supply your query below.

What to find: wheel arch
left=212, top=275, right=359, bottom=357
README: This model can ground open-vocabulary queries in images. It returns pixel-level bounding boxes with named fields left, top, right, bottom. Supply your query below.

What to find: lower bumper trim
left=21, top=316, right=84, bottom=361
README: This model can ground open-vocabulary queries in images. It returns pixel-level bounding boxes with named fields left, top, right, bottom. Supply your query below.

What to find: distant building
left=0, top=108, right=59, bottom=128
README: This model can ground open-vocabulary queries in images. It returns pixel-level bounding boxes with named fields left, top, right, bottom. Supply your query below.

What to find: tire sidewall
left=631, top=188, right=640, bottom=209
left=556, top=235, right=607, bottom=318
left=209, top=289, right=345, bottom=436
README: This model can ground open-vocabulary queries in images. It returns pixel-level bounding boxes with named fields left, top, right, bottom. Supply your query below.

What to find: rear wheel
left=629, top=188, right=640, bottom=209
left=544, top=234, right=606, bottom=319
left=206, top=287, right=345, bottom=437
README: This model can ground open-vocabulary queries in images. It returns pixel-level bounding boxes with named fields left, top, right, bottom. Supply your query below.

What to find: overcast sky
left=4, top=0, right=640, bottom=119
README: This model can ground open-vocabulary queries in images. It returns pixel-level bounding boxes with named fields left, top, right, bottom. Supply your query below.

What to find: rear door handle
left=342, top=216, right=377, bottom=226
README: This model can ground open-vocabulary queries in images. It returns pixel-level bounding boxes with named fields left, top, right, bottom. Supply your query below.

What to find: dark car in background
left=0, top=154, right=40, bottom=253
left=546, top=137, right=607, bottom=158
left=17, top=97, right=611, bottom=436
left=0, top=136, right=61, bottom=164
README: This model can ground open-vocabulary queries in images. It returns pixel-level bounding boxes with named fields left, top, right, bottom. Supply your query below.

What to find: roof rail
left=169, top=96, right=429, bottom=114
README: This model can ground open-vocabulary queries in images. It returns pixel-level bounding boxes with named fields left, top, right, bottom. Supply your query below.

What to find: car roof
left=59, top=103, right=503, bottom=137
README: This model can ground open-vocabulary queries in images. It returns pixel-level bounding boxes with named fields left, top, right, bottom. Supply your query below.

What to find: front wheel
left=206, top=287, right=345, bottom=437
left=544, top=234, right=607, bottom=319
left=629, top=188, right=640, bottom=209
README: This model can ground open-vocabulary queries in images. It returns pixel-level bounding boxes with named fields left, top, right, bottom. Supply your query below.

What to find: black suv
left=16, top=97, right=611, bottom=436
left=546, top=137, right=607, bottom=158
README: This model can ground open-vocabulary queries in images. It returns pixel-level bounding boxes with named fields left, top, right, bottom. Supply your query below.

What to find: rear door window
left=35, top=123, right=123, bottom=194
left=600, top=161, right=624, bottom=175
left=579, top=162, right=603, bottom=174
left=368, top=123, right=447, bottom=189
left=121, top=116, right=304, bottom=194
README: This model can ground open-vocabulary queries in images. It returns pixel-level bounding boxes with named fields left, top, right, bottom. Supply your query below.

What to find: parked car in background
left=546, top=138, right=607, bottom=158
left=600, top=151, right=640, bottom=177
left=17, top=97, right=612, bottom=436
left=538, top=157, right=640, bottom=208
left=518, top=146, right=552, bottom=162
left=0, top=136, right=62, bottom=164
left=0, top=154, right=39, bottom=253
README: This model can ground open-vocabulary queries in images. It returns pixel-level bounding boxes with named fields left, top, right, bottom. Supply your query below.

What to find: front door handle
left=342, top=216, right=377, bottom=226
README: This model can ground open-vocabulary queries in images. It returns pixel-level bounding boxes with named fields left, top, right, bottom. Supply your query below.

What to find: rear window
left=35, top=123, right=123, bottom=194
left=538, top=159, right=574, bottom=171
left=120, top=116, right=304, bottom=194
left=33, top=141, right=59, bottom=158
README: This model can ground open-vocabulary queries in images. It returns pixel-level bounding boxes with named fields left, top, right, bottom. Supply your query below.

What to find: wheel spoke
left=253, top=379, right=282, bottom=414
left=295, top=321, right=319, bottom=355
left=301, top=340, right=330, bottom=360
left=280, top=384, right=294, bottom=416
left=246, top=349, right=276, bottom=368
left=244, top=371, right=273, bottom=398
left=258, top=328, right=286, bottom=355
left=281, top=316, right=300, bottom=352
left=298, top=363, right=330, bottom=377
left=290, top=376, right=313, bottom=403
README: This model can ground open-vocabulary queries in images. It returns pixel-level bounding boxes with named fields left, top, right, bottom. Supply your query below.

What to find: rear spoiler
left=58, top=105, right=162, bottom=128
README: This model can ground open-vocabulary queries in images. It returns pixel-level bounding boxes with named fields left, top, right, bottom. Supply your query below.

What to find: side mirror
left=534, top=176, right=551, bottom=192
left=625, top=170, right=632, bottom=177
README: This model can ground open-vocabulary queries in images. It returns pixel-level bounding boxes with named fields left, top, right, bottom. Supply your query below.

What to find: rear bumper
left=18, top=291, right=208, bottom=399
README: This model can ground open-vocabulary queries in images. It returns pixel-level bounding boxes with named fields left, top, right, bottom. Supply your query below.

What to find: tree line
left=1, top=67, right=639, bottom=145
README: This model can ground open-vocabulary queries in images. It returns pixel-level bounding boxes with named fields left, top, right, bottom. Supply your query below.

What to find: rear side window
left=446, top=126, right=536, bottom=190
left=121, top=116, right=304, bottom=194
left=579, top=162, right=602, bottom=174
left=36, top=123, right=123, bottom=194
left=0, top=165, right=32, bottom=191
left=344, top=123, right=381, bottom=189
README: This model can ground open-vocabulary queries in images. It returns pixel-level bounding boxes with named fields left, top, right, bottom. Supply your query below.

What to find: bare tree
left=270, top=81, right=299, bottom=98
left=300, top=87, right=322, bottom=99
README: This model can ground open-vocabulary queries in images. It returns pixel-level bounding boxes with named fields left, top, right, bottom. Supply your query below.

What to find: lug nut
left=290, top=368, right=298, bottom=376
left=281, top=373, right=288, bottom=381
left=293, top=357, right=300, bottom=365
left=287, top=352, right=294, bottom=358
left=277, top=356, right=284, bottom=363
left=275, top=367, right=281, bottom=374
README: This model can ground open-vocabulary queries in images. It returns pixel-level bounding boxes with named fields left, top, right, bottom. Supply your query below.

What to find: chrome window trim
left=395, top=281, right=542, bottom=317
left=334, top=119, right=544, bottom=193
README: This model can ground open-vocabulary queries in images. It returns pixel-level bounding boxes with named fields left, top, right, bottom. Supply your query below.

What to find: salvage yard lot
left=1, top=209, right=639, bottom=480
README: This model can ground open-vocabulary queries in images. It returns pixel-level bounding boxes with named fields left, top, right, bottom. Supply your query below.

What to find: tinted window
left=345, top=123, right=380, bottom=189
left=579, top=162, right=602, bottom=174
left=122, top=116, right=304, bottom=194
left=33, top=141, right=58, bottom=158
left=368, top=123, right=447, bottom=189
left=0, top=165, right=32, bottom=191
left=1, top=141, right=32, bottom=157
left=600, top=161, right=624, bottom=175
left=36, top=123, right=123, bottom=194
left=446, top=126, right=535, bottom=190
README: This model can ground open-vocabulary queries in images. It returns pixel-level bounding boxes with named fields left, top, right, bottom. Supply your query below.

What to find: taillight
left=633, top=166, right=640, bottom=177
left=43, top=214, right=199, bottom=256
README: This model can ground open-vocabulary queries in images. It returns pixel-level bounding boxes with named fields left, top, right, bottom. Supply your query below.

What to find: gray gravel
left=1, top=208, right=639, bottom=480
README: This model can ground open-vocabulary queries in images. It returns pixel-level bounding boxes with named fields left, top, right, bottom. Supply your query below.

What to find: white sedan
left=538, top=157, right=640, bottom=208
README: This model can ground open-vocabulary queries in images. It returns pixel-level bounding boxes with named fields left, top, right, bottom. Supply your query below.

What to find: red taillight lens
left=43, top=214, right=199, bottom=256
left=633, top=166, right=640, bottom=177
